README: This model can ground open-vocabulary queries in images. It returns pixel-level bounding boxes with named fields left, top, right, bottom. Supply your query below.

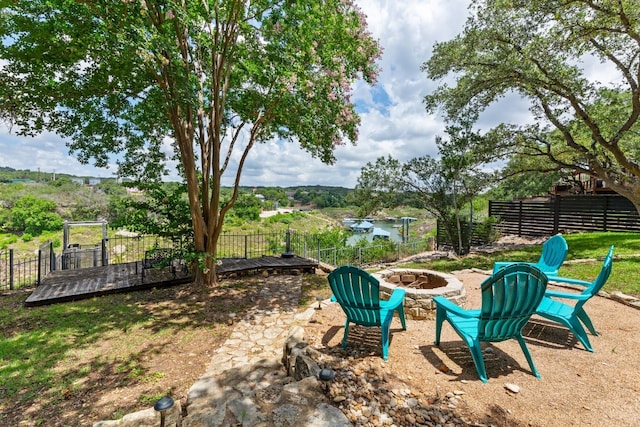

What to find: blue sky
left=0, top=0, right=530, bottom=188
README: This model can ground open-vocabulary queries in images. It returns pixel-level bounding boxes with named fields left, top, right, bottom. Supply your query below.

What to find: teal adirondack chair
left=434, top=263, right=548, bottom=383
left=328, top=265, right=407, bottom=360
left=493, top=234, right=568, bottom=277
left=536, top=245, right=614, bottom=352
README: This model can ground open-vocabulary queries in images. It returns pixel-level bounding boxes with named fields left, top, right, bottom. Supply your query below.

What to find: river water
left=345, top=219, right=406, bottom=245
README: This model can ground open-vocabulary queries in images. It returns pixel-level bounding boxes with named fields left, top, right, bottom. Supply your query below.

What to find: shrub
left=9, top=196, right=64, bottom=236
left=22, top=233, right=33, bottom=242
left=0, top=234, right=18, bottom=249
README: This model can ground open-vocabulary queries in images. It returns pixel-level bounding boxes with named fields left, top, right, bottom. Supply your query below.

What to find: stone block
left=400, top=274, right=416, bottom=284
left=387, top=274, right=401, bottom=283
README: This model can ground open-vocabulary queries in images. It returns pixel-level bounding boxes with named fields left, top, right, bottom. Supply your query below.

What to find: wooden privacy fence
left=489, top=195, right=640, bottom=237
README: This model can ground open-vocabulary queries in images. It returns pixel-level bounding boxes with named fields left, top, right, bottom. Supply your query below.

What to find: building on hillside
left=551, top=173, right=616, bottom=195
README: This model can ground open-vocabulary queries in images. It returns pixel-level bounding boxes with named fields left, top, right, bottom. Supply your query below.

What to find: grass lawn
left=0, top=273, right=332, bottom=426
left=398, top=231, right=640, bottom=296
left=0, top=230, right=638, bottom=425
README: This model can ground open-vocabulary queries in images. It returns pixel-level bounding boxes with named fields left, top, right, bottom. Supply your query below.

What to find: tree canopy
left=0, top=0, right=381, bottom=283
left=424, top=0, right=640, bottom=212
left=354, top=123, right=493, bottom=254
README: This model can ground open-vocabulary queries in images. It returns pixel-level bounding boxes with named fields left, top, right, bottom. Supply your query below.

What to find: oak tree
left=424, top=0, right=640, bottom=213
left=0, top=0, right=381, bottom=284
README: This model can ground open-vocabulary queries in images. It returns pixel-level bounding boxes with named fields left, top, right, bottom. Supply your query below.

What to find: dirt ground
left=4, top=268, right=640, bottom=426
left=305, top=271, right=640, bottom=426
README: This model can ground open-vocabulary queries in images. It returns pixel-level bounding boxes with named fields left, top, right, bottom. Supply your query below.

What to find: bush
left=9, top=196, right=64, bottom=236
left=473, top=216, right=500, bottom=244
left=22, top=233, right=33, bottom=242
left=0, top=234, right=18, bottom=249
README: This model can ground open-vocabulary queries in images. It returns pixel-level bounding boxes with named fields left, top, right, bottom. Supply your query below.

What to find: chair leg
left=569, top=316, right=594, bottom=352
left=576, top=308, right=598, bottom=336
left=468, top=339, right=488, bottom=383
left=342, top=320, right=350, bottom=350
left=516, top=335, right=540, bottom=378
left=396, top=305, right=407, bottom=330
left=435, top=308, right=445, bottom=345
left=381, top=325, right=390, bottom=361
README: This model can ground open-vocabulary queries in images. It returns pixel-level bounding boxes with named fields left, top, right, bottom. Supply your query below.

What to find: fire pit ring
left=373, top=268, right=466, bottom=320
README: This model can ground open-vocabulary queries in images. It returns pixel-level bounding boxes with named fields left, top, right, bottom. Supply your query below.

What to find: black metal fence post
left=9, top=249, right=14, bottom=290
left=49, top=241, right=55, bottom=272
left=37, top=249, right=42, bottom=286
left=102, top=238, right=108, bottom=266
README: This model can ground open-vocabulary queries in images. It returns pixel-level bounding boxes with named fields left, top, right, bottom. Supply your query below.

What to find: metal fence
left=0, top=241, right=53, bottom=290
left=316, top=240, right=432, bottom=267
left=0, top=230, right=433, bottom=291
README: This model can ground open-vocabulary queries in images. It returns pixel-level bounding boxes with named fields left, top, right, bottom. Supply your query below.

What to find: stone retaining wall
left=373, top=269, right=466, bottom=320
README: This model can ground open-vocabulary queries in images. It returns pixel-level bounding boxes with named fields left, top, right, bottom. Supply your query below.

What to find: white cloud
left=0, top=131, right=117, bottom=177
left=0, top=0, right=493, bottom=188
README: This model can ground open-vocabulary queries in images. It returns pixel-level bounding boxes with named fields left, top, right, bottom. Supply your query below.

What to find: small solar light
left=315, top=296, right=324, bottom=310
left=154, top=396, right=174, bottom=427
left=318, top=368, right=335, bottom=394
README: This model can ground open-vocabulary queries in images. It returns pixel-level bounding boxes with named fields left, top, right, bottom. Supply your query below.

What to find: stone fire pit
left=373, top=268, right=466, bottom=320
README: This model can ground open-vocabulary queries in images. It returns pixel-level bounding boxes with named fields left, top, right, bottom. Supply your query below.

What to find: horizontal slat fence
left=490, top=195, right=640, bottom=237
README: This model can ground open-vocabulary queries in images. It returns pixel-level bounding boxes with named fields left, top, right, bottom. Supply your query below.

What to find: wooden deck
left=216, top=255, right=318, bottom=276
left=24, top=255, right=318, bottom=306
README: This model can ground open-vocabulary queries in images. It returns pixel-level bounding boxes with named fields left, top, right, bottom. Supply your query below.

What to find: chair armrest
left=493, top=261, right=514, bottom=273
left=433, top=296, right=476, bottom=318
left=380, top=288, right=406, bottom=310
left=546, top=276, right=591, bottom=287
left=544, top=290, right=589, bottom=300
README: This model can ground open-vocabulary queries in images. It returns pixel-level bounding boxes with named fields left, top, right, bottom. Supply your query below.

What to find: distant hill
left=1, top=167, right=353, bottom=192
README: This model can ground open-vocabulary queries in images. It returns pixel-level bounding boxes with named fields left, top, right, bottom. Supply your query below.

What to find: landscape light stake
left=315, top=296, right=323, bottom=310
left=154, top=396, right=174, bottom=427
left=318, top=368, right=335, bottom=395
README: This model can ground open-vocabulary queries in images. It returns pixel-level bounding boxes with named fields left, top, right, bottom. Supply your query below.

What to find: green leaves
left=1, top=0, right=381, bottom=281
left=424, top=0, right=640, bottom=212
left=8, top=195, right=63, bottom=236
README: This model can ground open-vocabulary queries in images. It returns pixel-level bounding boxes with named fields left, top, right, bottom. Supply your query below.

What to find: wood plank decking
left=24, top=255, right=319, bottom=306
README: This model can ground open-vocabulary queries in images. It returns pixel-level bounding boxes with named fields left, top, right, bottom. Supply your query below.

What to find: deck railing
left=1, top=230, right=432, bottom=290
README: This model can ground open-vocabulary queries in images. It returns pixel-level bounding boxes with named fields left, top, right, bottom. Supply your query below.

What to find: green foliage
left=0, top=234, right=18, bottom=249
left=353, top=237, right=398, bottom=264
left=0, top=0, right=382, bottom=280
left=94, top=180, right=128, bottom=197
left=250, top=187, right=289, bottom=207
left=307, top=227, right=349, bottom=249
left=488, top=155, right=562, bottom=200
left=228, top=193, right=262, bottom=222
left=424, top=0, right=640, bottom=211
left=473, top=216, right=500, bottom=244
left=8, top=196, right=63, bottom=236
left=109, top=183, right=192, bottom=245
left=264, top=211, right=307, bottom=225
left=21, top=232, right=32, bottom=242
left=46, top=177, right=76, bottom=188
left=292, top=187, right=349, bottom=208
